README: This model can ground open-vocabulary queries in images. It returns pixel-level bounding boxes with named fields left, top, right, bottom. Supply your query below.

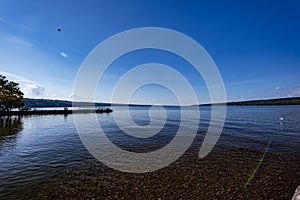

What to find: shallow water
left=0, top=106, right=299, bottom=199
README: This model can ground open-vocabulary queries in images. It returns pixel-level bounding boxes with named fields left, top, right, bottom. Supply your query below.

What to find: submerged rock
left=292, top=186, right=300, bottom=200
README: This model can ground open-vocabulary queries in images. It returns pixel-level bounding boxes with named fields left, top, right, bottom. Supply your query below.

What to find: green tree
left=0, top=75, right=24, bottom=111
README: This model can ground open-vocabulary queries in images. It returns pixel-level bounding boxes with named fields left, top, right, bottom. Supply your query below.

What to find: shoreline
left=0, top=108, right=113, bottom=116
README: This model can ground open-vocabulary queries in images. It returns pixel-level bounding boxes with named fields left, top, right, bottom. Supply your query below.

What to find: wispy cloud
left=0, top=16, right=33, bottom=32
left=288, top=84, right=300, bottom=97
left=0, top=71, right=33, bottom=83
left=0, top=34, right=33, bottom=47
left=0, top=17, right=6, bottom=24
left=289, top=90, right=300, bottom=96
left=271, top=83, right=300, bottom=97
left=195, top=79, right=277, bottom=90
left=60, top=51, right=68, bottom=58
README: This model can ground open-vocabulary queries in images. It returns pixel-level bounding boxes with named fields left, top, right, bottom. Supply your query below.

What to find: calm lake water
left=0, top=106, right=299, bottom=199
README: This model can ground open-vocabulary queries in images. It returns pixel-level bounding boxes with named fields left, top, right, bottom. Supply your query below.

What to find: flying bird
left=57, top=28, right=62, bottom=32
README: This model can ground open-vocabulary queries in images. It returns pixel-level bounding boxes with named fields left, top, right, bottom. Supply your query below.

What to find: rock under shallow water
left=2, top=146, right=299, bottom=199
left=293, top=186, right=300, bottom=200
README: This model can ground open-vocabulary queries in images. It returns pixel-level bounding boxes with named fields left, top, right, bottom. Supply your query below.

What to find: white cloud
left=60, top=51, right=68, bottom=58
left=275, top=86, right=280, bottom=90
left=0, top=34, right=33, bottom=47
left=23, top=84, right=46, bottom=97
left=0, top=71, right=49, bottom=98
left=69, top=93, right=79, bottom=100
left=69, top=93, right=96, bottom=102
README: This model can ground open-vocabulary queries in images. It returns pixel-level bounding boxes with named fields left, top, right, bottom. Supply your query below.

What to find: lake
left=0, top=106, right=299, bottom=199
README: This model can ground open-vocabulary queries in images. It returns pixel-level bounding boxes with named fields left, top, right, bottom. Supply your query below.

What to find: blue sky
left=0, top=0, right=299, bottom=104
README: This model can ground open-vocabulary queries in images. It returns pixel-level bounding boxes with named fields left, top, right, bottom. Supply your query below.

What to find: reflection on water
left=0, top=116, right=23, bottom=136
left=0, top=116, right=23, bottom=152
left=0, top=106, right=299, bottom=199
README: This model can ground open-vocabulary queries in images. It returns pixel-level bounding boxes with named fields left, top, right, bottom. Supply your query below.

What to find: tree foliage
left=0, top=75, right=24, bottom=111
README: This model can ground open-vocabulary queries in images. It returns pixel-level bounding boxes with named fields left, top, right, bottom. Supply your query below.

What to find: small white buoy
left=279, top=117, right=284, bottom=121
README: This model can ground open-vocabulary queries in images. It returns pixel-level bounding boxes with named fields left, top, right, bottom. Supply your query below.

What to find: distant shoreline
left=0, top=108, right=113, bottom=116
left=197, top=97, right=300, bottom=106
left=22, top=97, right=300, bottom=108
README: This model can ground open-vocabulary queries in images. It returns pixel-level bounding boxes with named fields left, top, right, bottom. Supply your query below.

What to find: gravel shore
left=4, top=145, right=299, bottom=200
